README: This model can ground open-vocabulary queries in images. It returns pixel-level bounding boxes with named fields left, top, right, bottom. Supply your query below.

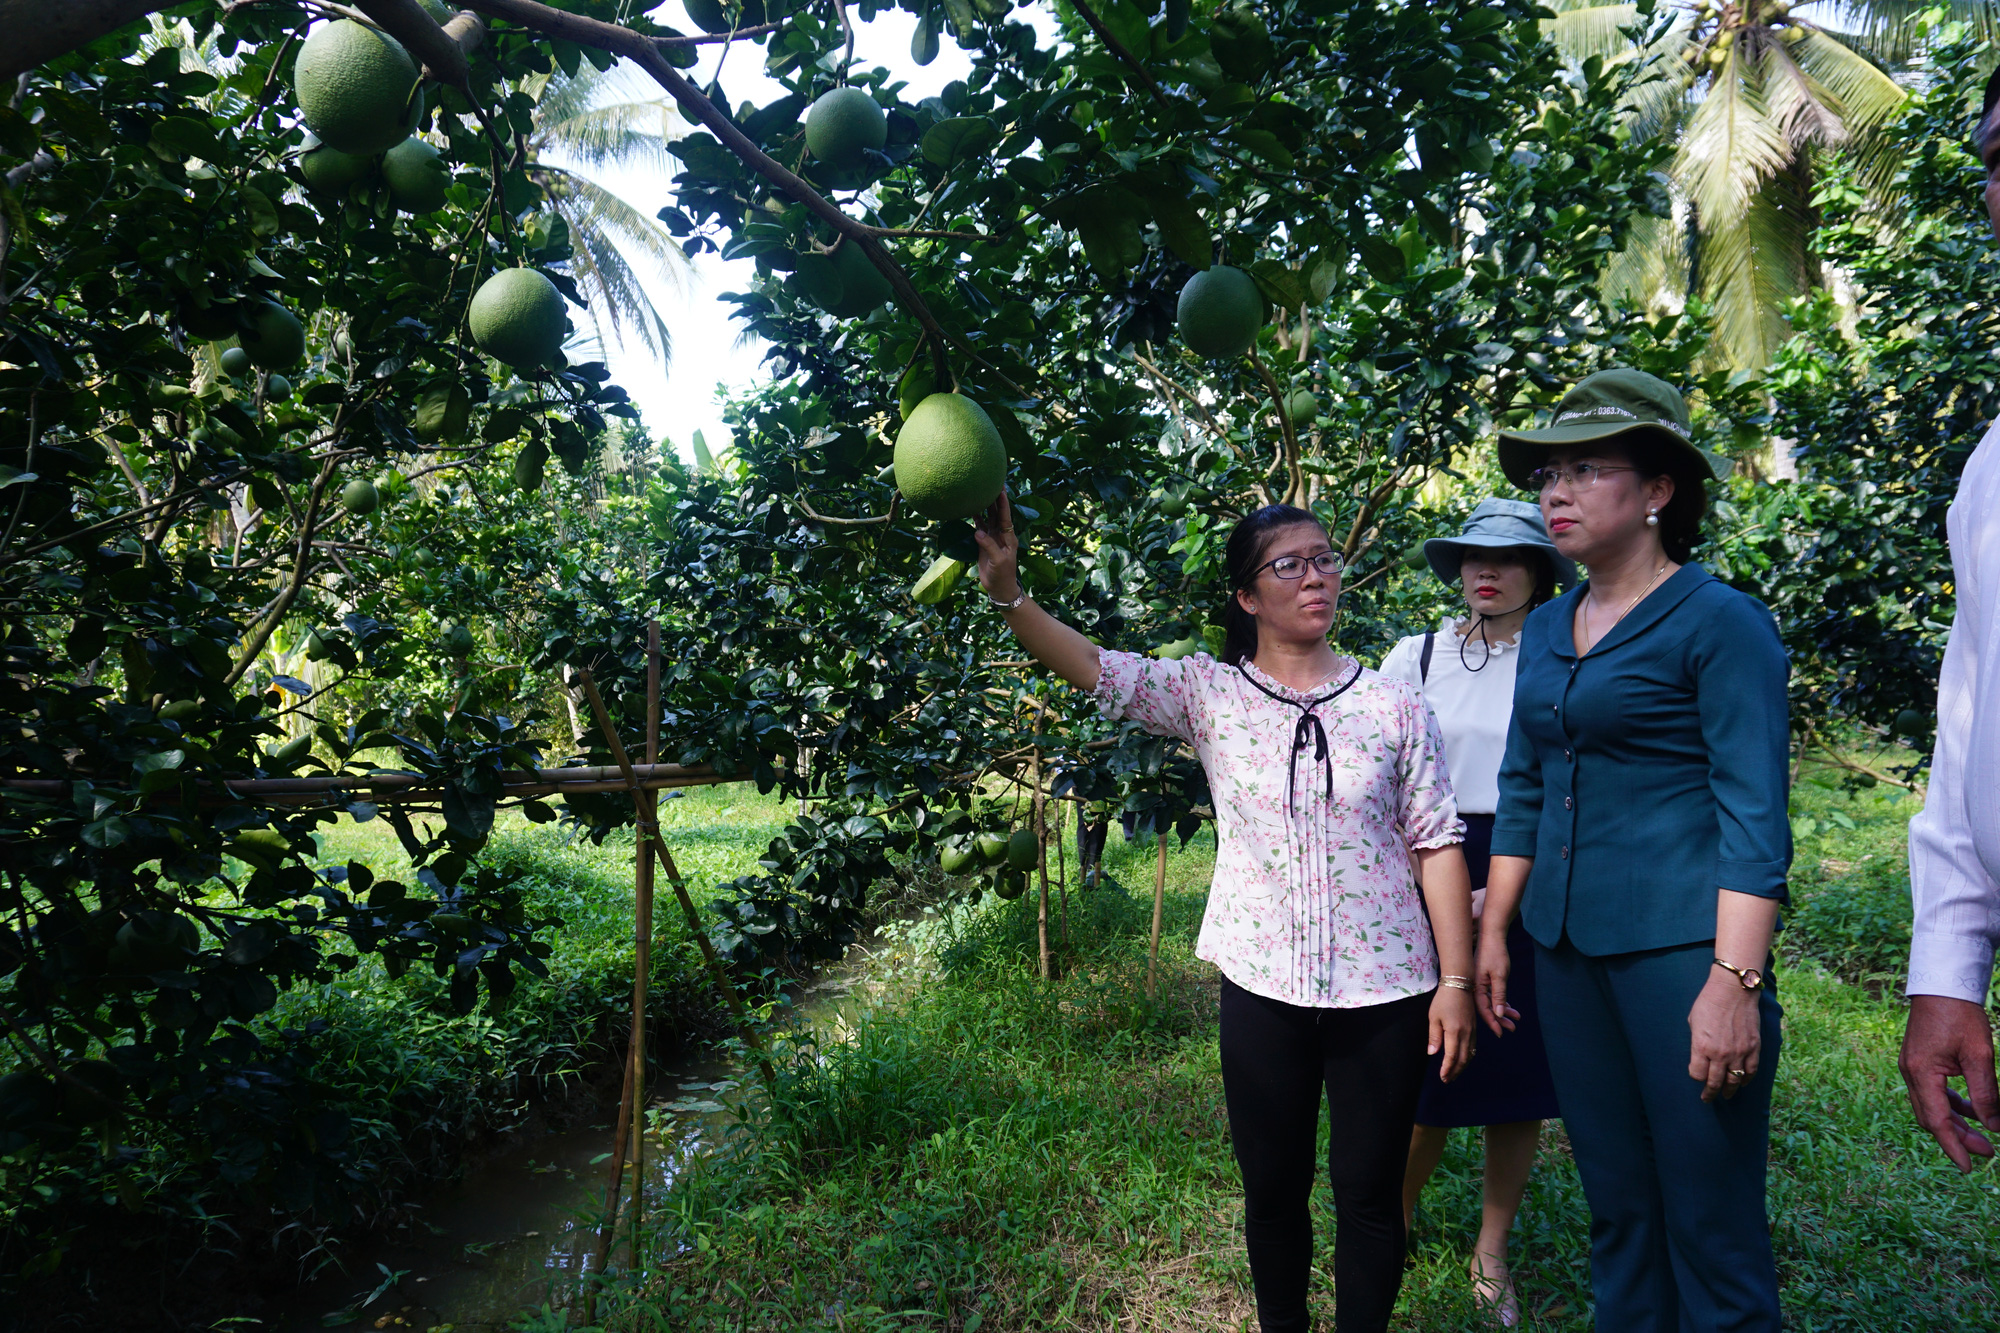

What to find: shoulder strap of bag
left=1419, top=630, right=1435, bottom=683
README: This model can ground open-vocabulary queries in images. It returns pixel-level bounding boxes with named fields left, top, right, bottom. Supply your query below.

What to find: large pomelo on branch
left=1176, top=266, right=1264, bottom=359
left=238, top=300, right=306, bottom=369
left=1005, top=829, right=1039, bottom=871
left=825, top=240, right=892, bottom=317
left=806, top=87, right=887, bottom=168
left=299, top=140, right=372, bottom=192
left=469, top=268, right=568, bottom=369
left=893, top=393, right=1007, bottom=521
left=293, top=19, right=424, bottom=155
left=382, top=137, right=449, bottom=213
left=340, top=478, right=379, bottom=514
left=685, top=0, right=769, bottom=34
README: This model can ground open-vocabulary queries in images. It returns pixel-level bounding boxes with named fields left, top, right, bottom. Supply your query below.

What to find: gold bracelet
left=1440, top=977, right=1472, bottom=992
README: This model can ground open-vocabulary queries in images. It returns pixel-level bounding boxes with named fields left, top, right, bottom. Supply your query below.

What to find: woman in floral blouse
left=974, top=497, right=1478, bottom=1333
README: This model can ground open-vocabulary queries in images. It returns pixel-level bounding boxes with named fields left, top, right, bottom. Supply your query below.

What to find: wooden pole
left=1055, top=796, right=1070, bottom=950
left=1147, top=831, right=1168, bottom=1002
left=572, top=671, right=776, bottom=1087
left=629, top=621, right=661, bottom=1250
left=1032, top=708, right=1050, bottom=981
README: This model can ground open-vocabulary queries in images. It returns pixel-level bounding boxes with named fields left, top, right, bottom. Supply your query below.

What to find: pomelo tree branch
left=457, top=0, right=955, bottom=389
left=351, top=0, right=480, bottom=86
left=1065, top=0, right=1175, bottom=112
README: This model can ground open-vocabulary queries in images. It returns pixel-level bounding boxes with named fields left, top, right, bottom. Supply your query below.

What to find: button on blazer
left=1492, top=564, right=1792, bottom=956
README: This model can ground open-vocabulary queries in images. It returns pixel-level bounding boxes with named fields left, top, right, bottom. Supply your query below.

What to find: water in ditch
left=270, top=947, right=907, bottom=1333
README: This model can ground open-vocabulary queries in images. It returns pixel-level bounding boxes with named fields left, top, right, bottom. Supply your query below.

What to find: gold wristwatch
left=1712, top=957, right=1764, bottom=991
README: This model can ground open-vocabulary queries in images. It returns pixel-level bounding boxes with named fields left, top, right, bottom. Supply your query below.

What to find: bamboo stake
left=1147, top=831, right=1168, bottom=1002
left=1055, top=796, right=1070, bottom=950
left=1032, top=708, right=1050, bottom=981
left=630, top=621, right=661, bottom=1252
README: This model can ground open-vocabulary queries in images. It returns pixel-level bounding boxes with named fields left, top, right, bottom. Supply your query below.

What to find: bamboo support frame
left=0, top=760, right=757, bottom=806
left=1147, top=833, right=1168, bottom=1002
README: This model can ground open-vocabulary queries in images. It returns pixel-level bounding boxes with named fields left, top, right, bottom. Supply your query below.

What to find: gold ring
left=1001, top=527, right=1015, bottom=534
left=1727, top=1069, right=1747, bottom=1080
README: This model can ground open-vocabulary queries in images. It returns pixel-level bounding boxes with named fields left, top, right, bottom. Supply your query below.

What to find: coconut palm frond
left=548, top=170, right=686, bottom=282
left=536, top=98, right=684, bottom=175
left=1676, top=48, right=1791, bottom=232
left=1698, top=164, right=1816, bottom=370
left=1814, top=0, right=2000, bottom=67
left=1544, top=2, right=1645, bottom=63
left=1603, top=208, right=1690, bottom=312
left=550, top=176, right=678, bottom=359
left=1761, top=39, right=1849, bottom=151
left=1788, top=28, right=1910, bottom=131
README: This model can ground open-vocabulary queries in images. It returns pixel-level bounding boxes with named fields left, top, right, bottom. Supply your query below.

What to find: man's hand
left=1900, top=994, right=2000, bottom=1172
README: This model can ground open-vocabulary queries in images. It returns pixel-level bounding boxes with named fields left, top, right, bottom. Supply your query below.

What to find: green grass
left=285, top=786, right=797, bottom=1208
left=595, top=803, right=2000, bottom=1332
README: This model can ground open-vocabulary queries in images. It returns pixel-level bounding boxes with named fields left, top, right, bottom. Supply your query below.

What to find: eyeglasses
left=1527, top=462, right=1638, bottom=494
left=1247, top=550, right=1345, bottom=582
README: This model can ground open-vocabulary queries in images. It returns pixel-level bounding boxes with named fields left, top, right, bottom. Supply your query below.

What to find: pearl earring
left=1646, top=508, right=1659, bottom=527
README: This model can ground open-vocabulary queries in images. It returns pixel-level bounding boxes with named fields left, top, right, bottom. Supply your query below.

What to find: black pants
left=1220, top=978, right=1433, bottom=1333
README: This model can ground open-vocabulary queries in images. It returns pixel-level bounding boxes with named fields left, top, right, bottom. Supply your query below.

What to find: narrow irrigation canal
left=272, top=954, right=897, bottom=1332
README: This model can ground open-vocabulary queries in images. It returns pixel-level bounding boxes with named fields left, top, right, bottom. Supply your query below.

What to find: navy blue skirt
left=1415, top=813, right=1561, bottom=1128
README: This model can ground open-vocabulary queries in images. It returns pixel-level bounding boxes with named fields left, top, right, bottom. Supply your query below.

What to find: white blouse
left=1092, top=652, right=1462, bottom=1008
left=1378, top=620, right=1521, bottom=815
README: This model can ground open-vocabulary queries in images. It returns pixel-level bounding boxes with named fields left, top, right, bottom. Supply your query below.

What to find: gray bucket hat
left=1423, top=498, right=1578, bottom=589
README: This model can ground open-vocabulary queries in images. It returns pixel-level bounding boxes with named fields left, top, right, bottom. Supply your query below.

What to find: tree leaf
left=921, top=116, right=998, bottom=168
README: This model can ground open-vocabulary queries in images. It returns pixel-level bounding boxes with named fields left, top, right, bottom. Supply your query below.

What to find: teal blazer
left=1491, top=564, right=1791, bottom=956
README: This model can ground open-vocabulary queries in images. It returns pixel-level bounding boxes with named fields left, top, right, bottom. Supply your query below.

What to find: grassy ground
left=293, top=785, right=799, bottom=1207
left=600, top=783, right=2000, bottom=1332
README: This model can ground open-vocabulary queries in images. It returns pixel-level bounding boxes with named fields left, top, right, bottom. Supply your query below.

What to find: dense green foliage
left=0, top=0, right=1985, bottom=1308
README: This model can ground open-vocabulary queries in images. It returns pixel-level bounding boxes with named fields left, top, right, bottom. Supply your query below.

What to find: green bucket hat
left=1496, top=368, right=1718, bottom=489
left=1423, top=498, right=1578, bottom=590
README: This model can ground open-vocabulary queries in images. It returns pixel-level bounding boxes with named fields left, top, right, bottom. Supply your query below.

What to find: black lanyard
left=1235, top=660, right=1365, bottom=816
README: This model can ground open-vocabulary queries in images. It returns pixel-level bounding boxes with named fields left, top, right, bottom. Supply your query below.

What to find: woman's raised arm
left=973, top=492, right=1102, bottom=692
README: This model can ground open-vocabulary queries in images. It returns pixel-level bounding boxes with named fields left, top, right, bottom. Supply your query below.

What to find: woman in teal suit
left=1476, top=369, right=1790, bottom=1331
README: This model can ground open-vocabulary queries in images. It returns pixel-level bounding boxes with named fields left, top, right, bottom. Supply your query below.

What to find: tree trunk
left=0, top=0, right=160, bottom=82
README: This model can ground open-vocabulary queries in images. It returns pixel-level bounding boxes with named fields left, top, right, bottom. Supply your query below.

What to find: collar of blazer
left=1542, top=563, right=1713, bottom=661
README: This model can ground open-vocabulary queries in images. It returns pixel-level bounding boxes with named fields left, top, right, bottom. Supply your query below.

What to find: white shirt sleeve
left=1908, top=423, right=2000, bottom=1004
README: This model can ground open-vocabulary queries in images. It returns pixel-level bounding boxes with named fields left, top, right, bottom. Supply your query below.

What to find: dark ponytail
left=1220, top=504, right=1324, bottom=666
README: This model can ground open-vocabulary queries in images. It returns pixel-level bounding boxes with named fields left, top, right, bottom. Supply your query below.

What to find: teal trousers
left=1535, top=938, right=1783, bottom=1333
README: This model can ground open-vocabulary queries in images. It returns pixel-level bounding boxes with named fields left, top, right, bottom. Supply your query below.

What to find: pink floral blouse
left=1092, top=650, right=1464, bottom=1008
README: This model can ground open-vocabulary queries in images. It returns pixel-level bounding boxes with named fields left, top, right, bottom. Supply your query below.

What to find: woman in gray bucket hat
left=1380, top=499, right=1571, bottom=1325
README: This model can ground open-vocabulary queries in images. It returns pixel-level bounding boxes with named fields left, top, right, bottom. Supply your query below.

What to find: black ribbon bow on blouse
left=1234, top=661, right=1365, bottom=817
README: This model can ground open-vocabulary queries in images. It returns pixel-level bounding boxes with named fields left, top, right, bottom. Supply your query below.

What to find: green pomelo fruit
left=304, top=627, right=333, bottom=661
left=515, top=438, right=549, bottom=492
left=61, top=1059, right=124, bottom=1121
left=685, top=0, right=769, bottom=33
left=340, top=478, right=379, bottom=514
left=975, top=831, right=1009, bottom=864
left=1402, top=543, right=1428, bottom=570
left=299, top=142, right=372, bottom=192
left=469, top=268, right=568, bottom=369
left=1211, top=6, right=1275, bottom=82
left=293, top=19, right=423, bottom=155
left=1176, top=266, right=1264, bottom=359
left=382, top=137, right=449, bottom=213
left=1005, top=829, right=1039, bottom=871
left=893, top=394, right=1007, bottom=521
left=1158, top=493, right=1189, bottom=518
left=159, top=698, right=200, bottom=723
left=1285, top=389, right=1319, bottom=424
left=1153, top=637, right=1202, bottom=661
left=1893, top=708, right=1928, bottom=737
left=0, top=1071, right=58, bottom=1130
left=806, top=88, right=887, bottom=168
left=910, top=554, right=966, bottom=605
left=824, top=241, right=893, bottom=318
left=268, top=733, right=312, bottom=770
left=219, top=346, right=251, bottom=376
left=442, top=623, right=475, bottom=657
left=993, top=870, right=1027, bottom=901
left=238, top=301, right=306, bottom=369
left=265, top=373, right=293, bottom=399
left=940, top=843, right=979, bottom=875
left=112, top=911, right=197, bottom=972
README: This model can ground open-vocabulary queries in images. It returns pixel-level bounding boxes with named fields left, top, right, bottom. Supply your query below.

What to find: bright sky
left=561, top=4, right=1066, bottom=462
